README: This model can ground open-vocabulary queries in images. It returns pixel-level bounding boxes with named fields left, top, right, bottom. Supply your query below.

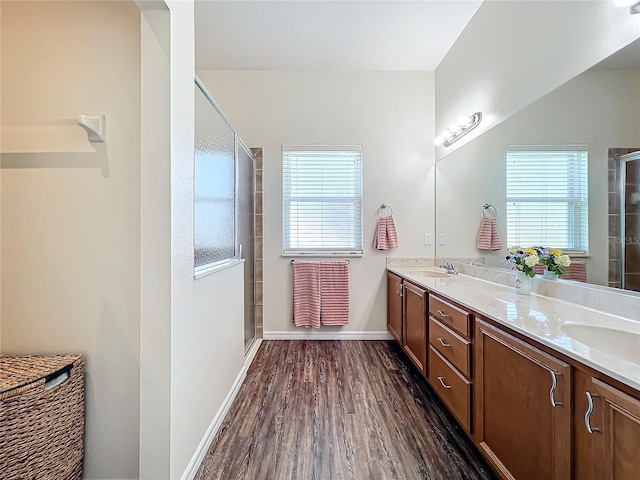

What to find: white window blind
left=283, top=145, right=363, bottom=255
left=506, top=145, right=588, bottom=252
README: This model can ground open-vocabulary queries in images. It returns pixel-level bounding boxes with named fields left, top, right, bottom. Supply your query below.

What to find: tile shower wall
left=608, top=148, right=640, bottom=291
left=251, top=147, right=264, bottom=337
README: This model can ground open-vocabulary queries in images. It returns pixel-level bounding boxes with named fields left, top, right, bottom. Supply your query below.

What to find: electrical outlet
left=424, top=233, right=432, bottom=246
left=438, top=233, right=446, bottom=246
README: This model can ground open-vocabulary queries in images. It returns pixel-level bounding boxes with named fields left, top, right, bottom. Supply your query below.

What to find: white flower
left=556, top=255, right=571, bottom=267
left=524, top=255, right=539, bottom=267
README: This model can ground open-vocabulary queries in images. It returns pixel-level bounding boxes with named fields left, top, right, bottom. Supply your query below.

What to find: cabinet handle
left=437, top=337, right=451, bottom=347
left=399, top=284, right=403, bottom=297
left=436, top=309, right=450, bottom=318
left=437, top=376, right=452, bottom=389
left=549, top=371, right=563, bottom=407
left=585, top=392, right=601, bottom=434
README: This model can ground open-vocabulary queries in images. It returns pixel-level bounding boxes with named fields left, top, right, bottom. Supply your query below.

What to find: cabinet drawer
left=429, top=317, right=471, bottom=378
left=429, top=295, right=470, bottom=338
left=428, top=346, right=471, bottom=432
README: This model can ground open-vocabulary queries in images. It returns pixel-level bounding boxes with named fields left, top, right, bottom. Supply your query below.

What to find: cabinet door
left=583, top=377, right=640, bottom=480
left=402, top=282, right=427, bottom=375
left=386, top=271, right=403, bottom=344
left=474, top=319, right=572, bottom=480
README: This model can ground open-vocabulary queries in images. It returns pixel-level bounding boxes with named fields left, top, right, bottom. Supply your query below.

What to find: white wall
left=435, top=0, right=640, bottom=160
left=139, top=3, right=172, bottom=479
left=436, top=68, right=640, bottom=286
left=0, top=1, right=141, bottom=479
left=196, top=71, right=435, bottom=336
left=168, top=3, right=246, bottom=478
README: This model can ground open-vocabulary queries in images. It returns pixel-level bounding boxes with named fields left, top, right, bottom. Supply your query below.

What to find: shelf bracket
left=77, top=114, right=106, bottom=142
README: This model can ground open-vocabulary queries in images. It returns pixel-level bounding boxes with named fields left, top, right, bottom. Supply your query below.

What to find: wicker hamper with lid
left=0, top=354, right=85, bottom=480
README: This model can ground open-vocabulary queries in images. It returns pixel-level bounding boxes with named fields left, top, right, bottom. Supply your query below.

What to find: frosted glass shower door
left=237, top=142, right=256, bottom=353
left=194, top=82, right=236, bottom=270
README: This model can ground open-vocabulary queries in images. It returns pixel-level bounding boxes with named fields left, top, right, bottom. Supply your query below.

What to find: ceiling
left=195, top=0, right=483, bottom=71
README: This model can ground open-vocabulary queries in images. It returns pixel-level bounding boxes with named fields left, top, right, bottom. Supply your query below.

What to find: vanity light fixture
left=434, top=112, right=482, bottom=147
left=614, top=0, right=640, bottom=13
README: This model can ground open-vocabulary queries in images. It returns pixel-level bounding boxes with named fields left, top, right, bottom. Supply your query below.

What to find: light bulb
left=441, top=130, right=453, bottom=140
left=614, top=0, right=637, bottom=7
left=434, top=136, right=444, bottom=146
left=449, top=122, right=462, bottom=133
left=457, top=114, right=472, bottom=127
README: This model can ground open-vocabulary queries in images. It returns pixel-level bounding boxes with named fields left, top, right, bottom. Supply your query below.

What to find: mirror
left=435, top=39, right=640, bottom=292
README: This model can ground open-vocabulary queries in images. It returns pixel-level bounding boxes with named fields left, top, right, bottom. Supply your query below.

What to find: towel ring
left=483, top=204, right=497, bottom=218
left=376, top=204, right=393, bottom=218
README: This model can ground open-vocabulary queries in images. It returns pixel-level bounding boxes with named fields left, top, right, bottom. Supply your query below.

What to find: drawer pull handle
left=549, top=371, right=562, bottom=407
left=437, top=376, right=451, bottom=389
left=437, top=337, right=451, bottom=347
left=436, top=309, right=450, bottom=318
left=585, top=392, right=601, bottom=434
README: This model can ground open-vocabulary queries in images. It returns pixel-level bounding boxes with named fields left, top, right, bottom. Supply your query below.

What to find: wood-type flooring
left=194, top=340, right=497, bottom=480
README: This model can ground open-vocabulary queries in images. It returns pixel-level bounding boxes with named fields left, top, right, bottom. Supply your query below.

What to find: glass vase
left=543, top=270, right=559, bottom=280
left=515, top=270, right=532, bottom=295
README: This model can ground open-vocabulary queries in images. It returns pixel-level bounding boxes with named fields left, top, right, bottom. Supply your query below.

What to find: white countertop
left=387, top=266, right=640, bottom=391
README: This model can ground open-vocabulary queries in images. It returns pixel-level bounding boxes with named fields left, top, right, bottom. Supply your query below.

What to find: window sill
left=194, top=258, right=244, bottom=280
left=282, top=252, right=364, bottom=258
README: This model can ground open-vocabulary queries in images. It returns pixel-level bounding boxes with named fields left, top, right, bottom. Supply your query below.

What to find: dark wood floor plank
left=194, top=340, right=497, bottom=480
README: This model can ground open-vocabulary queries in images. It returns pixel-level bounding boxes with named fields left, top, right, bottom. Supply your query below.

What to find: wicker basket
left=0, top=354, right=85, bottom=480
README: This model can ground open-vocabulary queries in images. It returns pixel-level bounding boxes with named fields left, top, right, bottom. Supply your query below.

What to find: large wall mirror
left=435, top=38, right=640, bottom=293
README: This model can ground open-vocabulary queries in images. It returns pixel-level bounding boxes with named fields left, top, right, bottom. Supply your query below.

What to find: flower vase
left=515, top=270, right=532, bottom=295
left=543, top=270, right=559, bottom=280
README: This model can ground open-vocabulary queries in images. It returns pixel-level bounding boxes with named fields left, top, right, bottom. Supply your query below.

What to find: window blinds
left=506, top=145, right=588, bottom=252
left=283, top=145, right=363, bottom=254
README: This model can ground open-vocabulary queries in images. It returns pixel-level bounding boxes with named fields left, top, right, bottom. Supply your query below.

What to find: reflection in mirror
left=435, top=39, right=640, bottom=292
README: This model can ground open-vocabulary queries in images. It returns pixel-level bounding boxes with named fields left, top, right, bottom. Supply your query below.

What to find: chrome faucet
left=439, top=261, right=458, bottom=275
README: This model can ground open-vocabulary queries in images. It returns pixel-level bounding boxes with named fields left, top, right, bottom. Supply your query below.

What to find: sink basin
left=560, top=324, right=640, bottom=365
left=408, top=269, right=450, bottom=279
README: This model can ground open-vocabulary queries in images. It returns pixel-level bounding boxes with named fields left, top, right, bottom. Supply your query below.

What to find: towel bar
left=290, top=259, right=350, bottom=264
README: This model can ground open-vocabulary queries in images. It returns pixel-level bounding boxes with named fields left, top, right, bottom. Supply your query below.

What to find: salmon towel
left=477, top=216, right=502, bottom=251
left=292, top=261, right=321, bottom=328
left=374, top=216, right=399, bottom=250
left=292, top=261, right=349, bottom=328
left=533, top=261, right=588, bottom=282
left=320, top=262, right=350, bottom=326
left=562, top=261, right=587, bottom=282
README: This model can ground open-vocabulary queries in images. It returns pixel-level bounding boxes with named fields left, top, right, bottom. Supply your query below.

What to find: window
left=283, top=145, right=363, bottom=255
left=194, top=81, right=236, bottom=272
left=506, top=145, right=588, bottom=253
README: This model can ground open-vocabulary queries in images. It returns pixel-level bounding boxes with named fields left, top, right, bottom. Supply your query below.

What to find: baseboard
left=263, top=330, right=394, bottom=340
left=181, top=365, right=248, bottom=480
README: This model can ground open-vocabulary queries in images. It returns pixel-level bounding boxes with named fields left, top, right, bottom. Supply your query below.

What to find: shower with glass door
left=619, top=150, right=640, bottom=292
left=194, top=77, right=257, bottom=356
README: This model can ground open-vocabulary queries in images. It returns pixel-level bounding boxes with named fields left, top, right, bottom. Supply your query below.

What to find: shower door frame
left=237, top=138, right=257, bottom=356
left=618, top=150, right=640, bottom=290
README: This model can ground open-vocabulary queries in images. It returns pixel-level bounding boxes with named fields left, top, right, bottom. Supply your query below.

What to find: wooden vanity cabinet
left=429, top=294, right=470, bottom=338
left=427, top=294, right=473, bottom=434
left=386, top=269, right=640, bottom=480
left=574, top=369, right=640, bottom=480
left=387, top=271, right=403, bottom=344
left=402, top=282, right=428, bottom=376
left=474, top=318, right=572, bottom=480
